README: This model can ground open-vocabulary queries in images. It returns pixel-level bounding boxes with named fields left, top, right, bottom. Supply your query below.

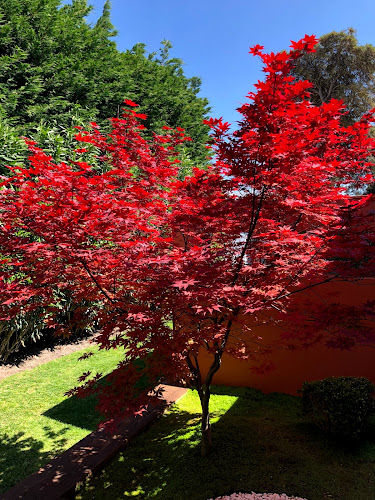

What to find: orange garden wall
left=200, top=341, right=374, bottom=396
left=197, top=196, right=375, bottom=395
left=198, top=278, right=375, bottom=395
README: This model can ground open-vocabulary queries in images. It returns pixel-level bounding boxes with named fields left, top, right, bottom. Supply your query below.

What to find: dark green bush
left=0, top=296, right=98, bottom=363
left=300, top=376, right=375, bottom=439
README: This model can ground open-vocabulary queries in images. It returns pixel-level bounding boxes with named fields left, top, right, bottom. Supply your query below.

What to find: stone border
left=1, top=385, right=187, bottom=499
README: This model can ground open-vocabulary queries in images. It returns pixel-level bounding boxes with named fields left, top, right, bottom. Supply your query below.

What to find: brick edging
left=1, top=385, right=187, bottom=500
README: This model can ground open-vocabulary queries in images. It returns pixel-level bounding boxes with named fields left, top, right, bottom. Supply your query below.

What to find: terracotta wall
left=198, top=196, right=375, bottom=395
left=198, top=278, right=375, bottom=395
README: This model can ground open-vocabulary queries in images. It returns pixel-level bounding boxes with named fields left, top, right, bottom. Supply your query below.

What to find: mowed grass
left=0, top=344, right=124, bottom=493
left=76, top=386, right=375, bottom=500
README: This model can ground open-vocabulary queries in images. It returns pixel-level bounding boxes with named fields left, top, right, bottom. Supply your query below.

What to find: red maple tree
left=0, top=37, right=374, bottom=455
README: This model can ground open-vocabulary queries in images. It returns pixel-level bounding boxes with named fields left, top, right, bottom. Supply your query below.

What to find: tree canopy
left=1, top=37, right=374, bottom=455
left=0, top=0, right=210, bottom=163
left=291, top=29, right=375, bottom=126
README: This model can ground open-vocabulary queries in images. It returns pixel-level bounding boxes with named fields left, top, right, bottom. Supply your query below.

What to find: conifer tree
left=0, top=0, right=210, bottom=163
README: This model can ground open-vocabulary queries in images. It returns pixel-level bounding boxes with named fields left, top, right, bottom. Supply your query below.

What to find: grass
left=0, top=344, right=124, bottom=493
left=76, top=386, right=375, bottom=500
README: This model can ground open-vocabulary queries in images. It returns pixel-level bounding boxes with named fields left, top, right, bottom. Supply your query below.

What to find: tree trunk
left=197, top=345, right=226, bottom=456
left=201, top=408, right=212, bottom=456
left=186, top=341, right=230, bottom=456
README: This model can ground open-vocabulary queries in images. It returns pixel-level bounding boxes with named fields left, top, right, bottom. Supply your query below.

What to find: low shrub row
left=300, top=376, right=375, bottom=439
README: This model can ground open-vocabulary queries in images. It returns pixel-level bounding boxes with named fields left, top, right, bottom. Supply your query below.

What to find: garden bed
left=0, top=334, right=99, bottom=381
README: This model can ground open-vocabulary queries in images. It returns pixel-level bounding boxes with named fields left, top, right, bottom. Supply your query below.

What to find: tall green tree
left=0, top=0, right=125, bottom=128
left=291, top=28, right=375, bottom=126
left=0, top=0, right=210, bottom=164
left=124, top=41, right=211, bottom=162
left=0, top=0, right=211, bottom=354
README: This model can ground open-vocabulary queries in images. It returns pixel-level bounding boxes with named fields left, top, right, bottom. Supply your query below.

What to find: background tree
left=124, top=40, right=211, bottom=163
left=0, top=0, right=211, bottom=357
left=291, top=28, right=375, bottom=126
left=0, top=0, right=210, bottom=166
left=1, top=37, right=374, bottom=456
left=291, top=29, right=375, bottom=193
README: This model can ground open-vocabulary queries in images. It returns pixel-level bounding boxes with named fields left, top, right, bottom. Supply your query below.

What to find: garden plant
left=300, top=376, right=375, bottom=439
left=0, top=35, right=374, bottom=457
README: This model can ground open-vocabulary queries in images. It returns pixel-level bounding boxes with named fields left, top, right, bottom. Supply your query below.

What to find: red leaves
left=123, top=99, right=139, bottom=107
left=203, top=117, right=221, bottom=128
left=0, top=35, right=374, bottom=426
left=172, top=279, right=199, bottom=290
left=249, top=44, right=264, bottom=56
left=289, top=34, right=318, bottom=53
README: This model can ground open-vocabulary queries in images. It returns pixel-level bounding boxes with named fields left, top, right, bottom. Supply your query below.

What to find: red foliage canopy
left=0, top=36, right=374, bottom=424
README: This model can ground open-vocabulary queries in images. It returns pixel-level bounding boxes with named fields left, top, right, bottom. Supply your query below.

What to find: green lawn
left=76, top=386, right=375, bottom=500
left=0, top=344, right=124, bottom=493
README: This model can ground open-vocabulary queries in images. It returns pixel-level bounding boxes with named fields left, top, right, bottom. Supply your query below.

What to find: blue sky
left=80, top=0, right=375, bottom=128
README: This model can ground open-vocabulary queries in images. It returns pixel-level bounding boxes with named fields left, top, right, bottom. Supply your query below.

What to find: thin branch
left=185, top=352, right=204, bottom=403
left=232, top=186, right=267, bottom=286
left=310, top=287, right=328, bottom=305
left=272, top=273, right=340, bottom=302
left=79, top=258, right=117, bottom=306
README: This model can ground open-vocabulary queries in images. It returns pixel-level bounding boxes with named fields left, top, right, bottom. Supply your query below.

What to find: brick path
left=1, top=384, right=187, bottom=500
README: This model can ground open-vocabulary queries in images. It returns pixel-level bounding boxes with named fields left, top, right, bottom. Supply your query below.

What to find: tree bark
left=201, top=407, right=212, bottom=456
left=199, top=349, right=221, bottom=456
left=185, top=322, right=234, bottom=456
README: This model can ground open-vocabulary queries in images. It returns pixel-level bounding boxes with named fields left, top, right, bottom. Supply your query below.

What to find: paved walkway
left=2, top=384, right=187, bottom=500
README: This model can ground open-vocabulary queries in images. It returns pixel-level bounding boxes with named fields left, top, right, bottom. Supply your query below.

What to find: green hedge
left=300, top=376, right=375, bottom=439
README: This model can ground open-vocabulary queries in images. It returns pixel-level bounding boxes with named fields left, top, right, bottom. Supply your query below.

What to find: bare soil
left=0, top=335, right=97, bottom=381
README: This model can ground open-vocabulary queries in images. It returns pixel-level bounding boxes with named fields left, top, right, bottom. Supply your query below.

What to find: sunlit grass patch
left=76, top=386, right=375, bottom=500
left=0, top=345, right=123, bottom=493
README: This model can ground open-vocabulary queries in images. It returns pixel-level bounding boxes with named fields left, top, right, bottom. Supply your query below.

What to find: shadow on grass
left=0, top=427, right=70, bottom=494
left=75, top=386, right=375, bottom=500
left=1, top=361, right=156, bottom=495
left=44, top=359, right=160, bottom=431
left=43, top=393, right=101, bottom=431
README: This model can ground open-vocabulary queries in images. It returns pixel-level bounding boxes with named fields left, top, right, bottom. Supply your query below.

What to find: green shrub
left=0, top=295, right=98, bottom=362
left=0, top=309, right=46, bottom=362
left=300, top=376, right=375, bottom=439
